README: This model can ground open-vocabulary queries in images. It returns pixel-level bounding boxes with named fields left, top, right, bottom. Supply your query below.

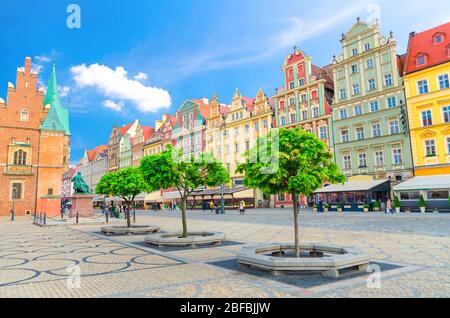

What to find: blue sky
left=1, top=0, right=449, bottom=163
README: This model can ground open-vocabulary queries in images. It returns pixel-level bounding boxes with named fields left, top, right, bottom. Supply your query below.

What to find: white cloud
left=58, top=86, right=71, bottom=98
left=133, top=72, right=148, bottom=81
left=35, top=55, right=51, bottom=63
left=102, top=100, right=124, bottom=112
left=71, top=63, right=171, bottom=113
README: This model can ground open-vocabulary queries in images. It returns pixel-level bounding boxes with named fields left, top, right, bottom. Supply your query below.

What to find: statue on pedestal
left=71, top=172, right=91, bottom=194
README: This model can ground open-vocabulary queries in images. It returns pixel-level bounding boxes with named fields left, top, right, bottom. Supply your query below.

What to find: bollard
left=43, top=213, right=47, bottom=225
left=105, top=210, right=109, bottom=224
left=133, top=209, right=136, bottom=223
left=76, top=210, right=79, bottom=224
left=10, top=209, right=14, bottom=222
left=39, top=213, right=42, bottom=224
left=34, top=212, right=37, bottom=222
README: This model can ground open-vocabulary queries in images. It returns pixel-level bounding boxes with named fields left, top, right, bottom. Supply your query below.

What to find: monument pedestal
left=70, top=194, right=95, bottom=218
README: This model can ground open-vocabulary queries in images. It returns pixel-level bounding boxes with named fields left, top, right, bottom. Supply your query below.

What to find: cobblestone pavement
left=0, top=211, right=449, bottom=298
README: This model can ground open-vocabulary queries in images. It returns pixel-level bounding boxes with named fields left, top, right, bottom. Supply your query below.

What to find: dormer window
left=434, top=33, right=443, bottom=44
left=416, top=54, right=426, bottom=66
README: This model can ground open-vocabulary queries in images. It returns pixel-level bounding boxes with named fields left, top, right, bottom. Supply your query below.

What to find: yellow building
left=403, top=22, right=450, bottom=176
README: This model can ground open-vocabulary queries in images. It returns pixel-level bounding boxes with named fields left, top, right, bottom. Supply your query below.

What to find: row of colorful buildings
left=75, top=19, right=450, bottom=212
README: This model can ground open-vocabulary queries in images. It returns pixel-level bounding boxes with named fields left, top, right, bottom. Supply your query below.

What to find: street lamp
left=220, top=114, right=227, bottom=214
left=11, top=187, right=16, bottom=221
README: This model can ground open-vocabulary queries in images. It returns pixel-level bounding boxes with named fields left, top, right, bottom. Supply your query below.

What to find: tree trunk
left=292, top=190, right=300, bottom=257
left=181, top=196, right=188, bottom=238
left=126, top=201, right=131, bottom=229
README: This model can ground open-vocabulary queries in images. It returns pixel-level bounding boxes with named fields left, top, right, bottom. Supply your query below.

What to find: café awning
left=314, top=179, right=390, bottom=193
left=393, top=174, right=450, bottom=191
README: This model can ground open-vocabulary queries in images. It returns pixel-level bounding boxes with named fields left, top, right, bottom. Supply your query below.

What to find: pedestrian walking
left=239, top=201, right=245, bottom=215
left=209, top=200, right=215, bottom=213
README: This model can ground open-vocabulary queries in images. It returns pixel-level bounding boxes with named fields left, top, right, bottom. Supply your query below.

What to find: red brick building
left=0, top=57, right=70, bottom=216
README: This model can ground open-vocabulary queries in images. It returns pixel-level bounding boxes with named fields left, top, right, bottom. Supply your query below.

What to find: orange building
left=0, top=57, right=70, bottom=216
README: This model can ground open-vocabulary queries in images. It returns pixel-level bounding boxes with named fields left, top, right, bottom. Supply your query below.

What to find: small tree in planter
left=324, top=203, right=330, bottom=212
left=393, top=195, right=401, bottom=213
left=313, top=204, right=318, bottom=212
left=373, top=201, right=380, bottom=212
left=96, top=167, right=149, bottom=229
left=237, top=128, right=345, bottom=257
left=363, top=204, right=370, bottom=212
left=337, top=203, right=344, bottom=212
left=419, top=194, right=426, bottom=213
left=140, top=146, right=229, bottom=238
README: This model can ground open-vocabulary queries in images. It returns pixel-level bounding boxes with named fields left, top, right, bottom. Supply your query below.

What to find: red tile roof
left=142, top=126, right=155, bottom=142
left=241, top=96, right=255, bottom=112
left=404, top=22, right=450, bottom=75
left=117, top=122, right=134, bottom=135
left=87, top=145, right=107, bottom=161
left=219, top=105, right=230, bottom=116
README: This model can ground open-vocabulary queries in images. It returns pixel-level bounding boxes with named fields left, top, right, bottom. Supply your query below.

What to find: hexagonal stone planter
left=237, top=243, right=369, bottom=278
left=145, top=231, right=226, bottom=248
left=101, top=224, right=161, bottom=236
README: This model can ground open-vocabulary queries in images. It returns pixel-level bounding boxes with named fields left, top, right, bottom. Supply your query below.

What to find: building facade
left=79, top=145, right=108, bottom=193
left=131, top=123, right=154, bottom=167
left=330, top=19, right=413, bottom=198
left=172, top=98, right=210, bottom=160
left=403, top=22, right=450, bottom=176
left=61, top=165, right=79, bottom=199
left=107, top=120, right=138, bottom=172
left=0, top=58, right=70, bottom=216
left=273, top=48, right=334, bottom=207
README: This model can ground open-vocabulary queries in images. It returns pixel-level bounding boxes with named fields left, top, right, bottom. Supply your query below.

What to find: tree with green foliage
left=419, top=194, right=426, bottom=208
left=237, top=128, right=345, bottom=257
left=393, top=195, right=401, bottom=208
left=140, top=146, right=230, bottom=238
left=96, top=167, right=149, bottom=228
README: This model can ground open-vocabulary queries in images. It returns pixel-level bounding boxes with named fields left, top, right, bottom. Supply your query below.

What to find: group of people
left=100, top=202, right=131, bottom=219
left=200, top=200, right=247, bottom=214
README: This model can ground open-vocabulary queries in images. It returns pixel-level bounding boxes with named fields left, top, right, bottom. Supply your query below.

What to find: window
left=425, top=139, right=436, bottom=157
left=438, top=74, right=449, bottom=90
left=13, top=150, right=27, bottom=165
left=254, top=122, right=259, bottom=130
left=343, top=155, right=352, bottom=169
left=421, top=110, right=433, bottom=127
left=375, top=150, right=384, bottom=166
left=290, top=113, right=296, bottom=123
left=352, top=48, right=358, bottom=56
left=393, top=147, right=403, bottom=164
left=278, top=193, right=286, bottom=201
left=289, top=82, right=295, bottom=90
left=262, top=119, right=268, bottom=128
left=341, top=129, right=349, bottom=143
left=20, top=109, right=29, bottom=122
left=384, top=74, right=393, bottom=86
left=417, top=55, right=426, bottom=65
left=354, top=105, right=362, bottom=116
left=418, top=80, right=429, bottom=94
left=289, top=97, right=295, bottom=106
left=280, top=116, right=286, bottom=126
left=352, top=83, right=360, bottom=95
left=313, top=107, right=319, bottom=118
left=434, top=34, right=443, bottom=44
left=366, top=58, right=374, bottom=69
left=400, top=191, right=420, bottom=200
left=302, top=110, right=308, bottom=120
left=339, top=88, right=347, bottom=99
left=447, top=137, right=450, bottom=154
left=301, top=94, right=307, bottom=103
left=351, top=64, right=358, bottom=73
left=387, top=96, right=396, bottom=108
left=299, top=78, right=305, bottom=86
left=364, top=43, right=371, bottom=51
left=340, top=109, right=347, bottom=119
left=245, top=124, right=249, bottom=132
left=368, top=78, right=376, bottom=91
left=235, top=143, right=239, bottom=153
left=372, top=122, right=381, bottom=137
left=443, top=106, right=450, bottom=123
left=390, top=120, right=400, bottom=134
left=245, top=140, right=250, bottom=151
left=370, top=101, right=379, bottom=112
left=356, top=126, right=365, bottom=140
left=319, top=126, right=327, bottom=139
left=11, top=183, right=22, bottom=200
left=427, top=190, right=449, bottom=200
left=358, top=153, right=367, bottom=168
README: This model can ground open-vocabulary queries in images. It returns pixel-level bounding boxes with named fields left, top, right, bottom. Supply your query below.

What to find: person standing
left=209, top=200, right=214, bottom=213
left=386, top=199, right=392, bottom=214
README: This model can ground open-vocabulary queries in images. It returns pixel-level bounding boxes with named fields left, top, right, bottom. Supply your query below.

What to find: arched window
left=20, top=109, right=29, bottom=122
left=13, top=149, right=27, bottom=165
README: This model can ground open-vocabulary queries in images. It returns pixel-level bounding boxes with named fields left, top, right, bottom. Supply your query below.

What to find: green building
left=325, top=19, right=414, bottom=208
